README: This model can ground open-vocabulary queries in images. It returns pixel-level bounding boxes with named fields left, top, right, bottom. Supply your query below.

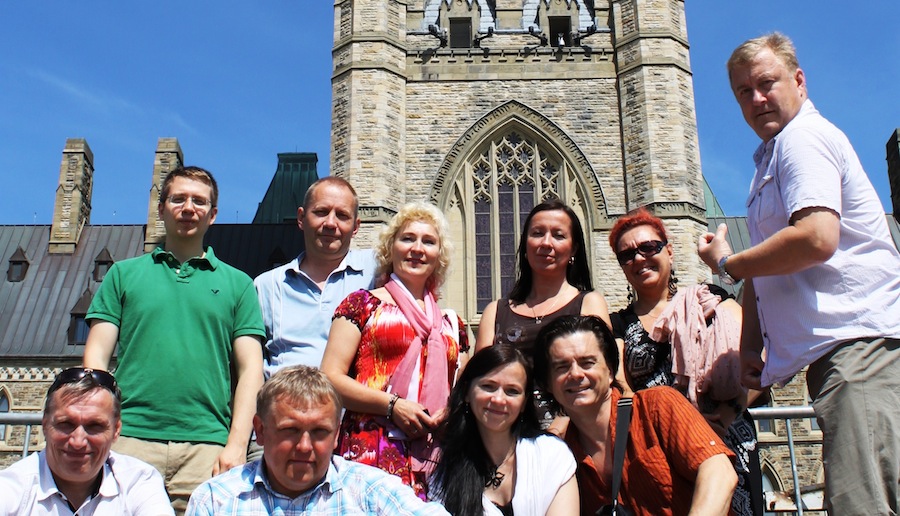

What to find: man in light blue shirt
left=254, top=177, right=377, bottom=378
left=185, top=365, right=447, bottom=515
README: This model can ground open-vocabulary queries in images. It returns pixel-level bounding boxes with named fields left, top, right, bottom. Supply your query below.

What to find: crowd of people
left=2, top=32, right=899, bottom=516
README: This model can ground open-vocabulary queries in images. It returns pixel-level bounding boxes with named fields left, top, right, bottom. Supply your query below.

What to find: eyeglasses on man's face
left=48, top=367, right=120, bottom=399
left=615, top=240, right=667, bottom=266
left=167, top=195, right=212, bottom=210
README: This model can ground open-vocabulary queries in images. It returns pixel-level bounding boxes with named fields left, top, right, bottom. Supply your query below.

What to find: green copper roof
left=252, top=153, right=319, bottom=223
left=703, top=174, right=726, bottom=218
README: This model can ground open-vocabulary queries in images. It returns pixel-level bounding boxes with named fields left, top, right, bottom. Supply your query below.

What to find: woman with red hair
left=608, top=207, right=763, bottom=516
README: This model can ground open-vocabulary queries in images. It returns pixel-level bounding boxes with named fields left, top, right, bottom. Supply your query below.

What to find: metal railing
left=3, top=406, right=824, bottom=512
left=748, top=405, right=820, bottom=514
left=0, top=412, right=42, bottom=459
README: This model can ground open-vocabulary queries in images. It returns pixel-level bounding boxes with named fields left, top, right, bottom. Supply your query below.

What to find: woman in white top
left=431, top=343, right=578, bottom=515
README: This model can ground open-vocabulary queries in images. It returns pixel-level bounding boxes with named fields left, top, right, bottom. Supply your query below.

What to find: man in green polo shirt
left=83, top=166, right=265, bottom=514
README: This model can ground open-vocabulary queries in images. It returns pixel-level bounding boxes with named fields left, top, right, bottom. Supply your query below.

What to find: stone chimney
left=144, top=138, right=183, bottom=252
left=49, top=138, right=94, bottom=254
left=887, top=129, right=900, bottom=224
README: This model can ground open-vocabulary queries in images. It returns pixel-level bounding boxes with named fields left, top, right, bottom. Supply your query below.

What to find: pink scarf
left=383, top=276, right=450, bottom=420
left=649, top=284, right=744, bottom=407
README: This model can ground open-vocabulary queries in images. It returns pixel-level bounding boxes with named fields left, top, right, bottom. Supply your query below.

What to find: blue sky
left=1, top=2, right=897, bottom=225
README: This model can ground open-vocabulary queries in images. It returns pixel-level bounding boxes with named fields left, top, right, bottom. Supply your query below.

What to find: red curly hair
left=608, top=207, right=669, bottom=251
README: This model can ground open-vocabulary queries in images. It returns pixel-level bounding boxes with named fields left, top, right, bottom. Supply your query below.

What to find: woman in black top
left=474, top=199, right=610, bottom=426
left=608, top=207, right=763, bottom=516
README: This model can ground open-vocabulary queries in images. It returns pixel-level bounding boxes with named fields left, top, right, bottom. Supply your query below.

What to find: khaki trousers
left=113, top=435, right=223, bottom=516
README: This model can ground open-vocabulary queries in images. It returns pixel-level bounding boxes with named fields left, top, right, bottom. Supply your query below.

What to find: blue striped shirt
left=186, top=456, right=448, bottom=515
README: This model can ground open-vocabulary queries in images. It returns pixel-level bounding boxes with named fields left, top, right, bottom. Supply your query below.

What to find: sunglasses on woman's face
left=615, top=240, right=667, bottom=266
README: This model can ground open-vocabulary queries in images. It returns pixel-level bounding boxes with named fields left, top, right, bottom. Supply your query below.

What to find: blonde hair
left=727, top=32, right=799, bottom=80
left=257, top=365, right=342, bottom=424
left=375, top=202, right=452, bottom=296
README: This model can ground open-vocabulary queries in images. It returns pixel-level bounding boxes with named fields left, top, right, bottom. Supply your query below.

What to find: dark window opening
left=268, top=247, right=288, bottom=269
left=7, top=247, right=29, bottom=282
left=450, top=18, right=472, bottom=48
left=0, top=392, right=8, bottom=440
left=93, top=248, right=115, bottom=282
left=68, top=288, right=93, bottom=345
left=68, top=316, right=90, bottom=346
left=549, top=17, right=571, bottom=47
left=93, top=262, right=112, bottom=282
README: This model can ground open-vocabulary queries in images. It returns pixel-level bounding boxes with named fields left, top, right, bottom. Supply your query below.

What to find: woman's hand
left=390, top=397, right=438, bottom=437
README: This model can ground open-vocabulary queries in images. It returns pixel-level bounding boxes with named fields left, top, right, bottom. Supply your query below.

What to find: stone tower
left=331, top=0, right=409, bottom=239
left=49, top=138, right=94, bottom=254
left=144, top=138, right=184, bottom=252
left=331, top=0, right=708, bottom=319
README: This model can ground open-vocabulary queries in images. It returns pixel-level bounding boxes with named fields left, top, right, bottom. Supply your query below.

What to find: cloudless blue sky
left=1, top=1, right=897, bottom=225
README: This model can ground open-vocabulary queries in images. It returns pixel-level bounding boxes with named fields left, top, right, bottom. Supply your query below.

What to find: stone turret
left=331, top=0, right=408, bottom=247
left=49, top=138, right=94, bottom=254
left=144, top=138, right=183, bottom=252
left=612, top=0, right=710, bottom=282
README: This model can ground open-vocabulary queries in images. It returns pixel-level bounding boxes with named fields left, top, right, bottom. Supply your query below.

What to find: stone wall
left=0, top=366, right=69, bottom=468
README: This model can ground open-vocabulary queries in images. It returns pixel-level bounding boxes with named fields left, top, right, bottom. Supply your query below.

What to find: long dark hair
left=533, top=315, right=621, bottom=416
left=508, top=199, right=593, bottom=303
left=431, top=343, right=542, bottom=516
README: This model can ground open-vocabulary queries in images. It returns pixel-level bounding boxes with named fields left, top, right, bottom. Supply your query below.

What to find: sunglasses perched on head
left=48, top=367, right=120, bottom=399
left=616, top=240, right=667, bottom=266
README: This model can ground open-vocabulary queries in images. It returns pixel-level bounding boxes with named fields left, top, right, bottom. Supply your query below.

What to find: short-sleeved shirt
left=0, top=450, right=174, bottom=515
left=564, top=387, right=733, bottom=516
left=86, top=247, right=266, bottom=445
left=746, top=100, right=900, bottom=385
left=185, top=455, right=449, bottom=515
left=254, top=249, right=377, bottom=377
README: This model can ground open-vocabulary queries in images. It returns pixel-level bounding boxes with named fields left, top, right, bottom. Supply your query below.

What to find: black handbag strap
left=610, top=397, right=633, bottom=511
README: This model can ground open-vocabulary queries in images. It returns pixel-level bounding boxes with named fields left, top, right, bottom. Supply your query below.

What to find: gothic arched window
left=0, top=390, right=9, bottom=442
left=433, top=102, right=605, bottom=324
left=470, top=131, right=565, bottom=311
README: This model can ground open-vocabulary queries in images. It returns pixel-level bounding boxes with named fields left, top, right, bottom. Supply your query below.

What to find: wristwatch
left=717, top=255, right=738, bottom=285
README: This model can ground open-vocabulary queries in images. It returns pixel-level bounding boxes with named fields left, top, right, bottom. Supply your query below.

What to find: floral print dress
left=333, top=289, right=467, bottom=499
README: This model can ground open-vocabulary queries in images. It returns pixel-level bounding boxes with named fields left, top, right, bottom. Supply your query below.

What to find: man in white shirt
left=699, top=32, right=900, bottom=515
left=0, top=367, right=173, bottom=515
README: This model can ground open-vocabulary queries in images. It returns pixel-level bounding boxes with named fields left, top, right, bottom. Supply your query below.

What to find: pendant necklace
left=485, top=446, right=516, bottom=489
left=531, top=295, right=562, bottom=324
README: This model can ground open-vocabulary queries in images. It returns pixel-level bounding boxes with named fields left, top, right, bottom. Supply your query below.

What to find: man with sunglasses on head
left=699, top=33, right=900, bottom=515
left=83, top=166, right=266, bottom=514
left=0, top=367, right=174, bottom=515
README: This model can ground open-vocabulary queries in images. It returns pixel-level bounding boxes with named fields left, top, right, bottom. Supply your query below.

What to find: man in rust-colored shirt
left=535, top=315, right=736, bottom=516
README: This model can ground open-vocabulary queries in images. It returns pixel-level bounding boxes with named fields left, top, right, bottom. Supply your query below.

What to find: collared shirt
left=87, top=247, right=265, bottom=444
left=185, top=455, right=449, bottom=515
left=254, top=249, right=377, bottom=377
left=563, top=387, right=732, bottom=516
left=746, top=100, right=900, bottom=386
left=0, top=450, right=173, bottom=515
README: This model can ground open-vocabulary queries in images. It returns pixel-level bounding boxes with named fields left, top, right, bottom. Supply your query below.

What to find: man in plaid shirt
left=186, top=365, right=447, bottom=515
